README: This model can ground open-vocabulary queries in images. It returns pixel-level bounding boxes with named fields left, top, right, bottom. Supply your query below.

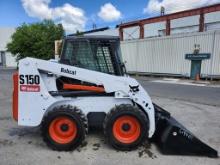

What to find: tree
left=7, top=20, right=64, bottom=61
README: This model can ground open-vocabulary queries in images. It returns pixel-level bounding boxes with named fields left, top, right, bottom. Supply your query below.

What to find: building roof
left=65, top=35, right=120, bottom=41
left=68, top=27, right=109, bottom=36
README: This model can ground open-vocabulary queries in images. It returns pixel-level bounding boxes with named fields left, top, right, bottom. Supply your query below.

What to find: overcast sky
left=0, top=0, right=219, bottom=33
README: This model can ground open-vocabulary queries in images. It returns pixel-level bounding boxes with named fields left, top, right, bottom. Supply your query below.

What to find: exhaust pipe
left=152, top=103, right=218, bottom=158
left=54, top=40, right=62, bottom=60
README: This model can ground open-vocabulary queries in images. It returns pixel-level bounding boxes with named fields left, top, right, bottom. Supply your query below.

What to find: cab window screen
left=63, top=40, right=116, bottom=74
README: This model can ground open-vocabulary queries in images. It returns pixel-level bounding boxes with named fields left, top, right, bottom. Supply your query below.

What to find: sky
left=0, top=0, right=219, bottom=33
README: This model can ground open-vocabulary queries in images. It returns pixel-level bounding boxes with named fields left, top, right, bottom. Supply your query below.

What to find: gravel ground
left=0, top=70, right=219, bottom=165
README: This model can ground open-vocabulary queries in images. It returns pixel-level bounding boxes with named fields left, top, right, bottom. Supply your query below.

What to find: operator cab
left=60, top=36, right=125, bottom=76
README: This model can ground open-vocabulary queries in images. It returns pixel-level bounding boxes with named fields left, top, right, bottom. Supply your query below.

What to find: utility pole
left=161, top=6, right=165, bottom=16
left=92, top=23, right=97, bottom=30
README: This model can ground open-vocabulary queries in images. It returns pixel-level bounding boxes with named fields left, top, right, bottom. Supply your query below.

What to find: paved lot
left=0, top=70, right=219, bottom=165
left=136, top=76, right=220, bottom=107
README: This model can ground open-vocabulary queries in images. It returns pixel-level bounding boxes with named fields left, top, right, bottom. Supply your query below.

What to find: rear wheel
left=41, top=105, right=88, bottom=151
left=103, top=104, right=149, bottom=150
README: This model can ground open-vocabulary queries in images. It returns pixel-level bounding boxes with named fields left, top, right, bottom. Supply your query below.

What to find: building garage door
left=0, top=52, right=2, bottom=66
left=0, top=51, right=5, bottom=66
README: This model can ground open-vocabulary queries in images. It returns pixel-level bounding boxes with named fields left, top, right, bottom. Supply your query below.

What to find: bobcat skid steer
left=12, top=36, right=218, bottom=157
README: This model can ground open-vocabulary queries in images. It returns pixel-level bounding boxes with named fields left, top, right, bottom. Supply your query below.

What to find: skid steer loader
left=12, top=36, right=218, bottom=157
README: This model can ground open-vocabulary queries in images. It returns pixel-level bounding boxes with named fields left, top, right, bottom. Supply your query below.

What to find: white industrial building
left=118, top=4, right=220, bottom=79
left=85, top=4, right=220, bottom=79
left=121, top=30, right=220, bottom=79
left=0, top=27, right=16, bottom=68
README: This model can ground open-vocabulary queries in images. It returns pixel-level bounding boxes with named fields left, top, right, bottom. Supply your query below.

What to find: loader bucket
left=152, top=103, right=218, bottom=158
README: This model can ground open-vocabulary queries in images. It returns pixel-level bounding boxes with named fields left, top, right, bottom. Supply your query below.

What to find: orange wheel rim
left=49, top=116, right=77, bottom=144
left=113, top=115, right=141, bottom=144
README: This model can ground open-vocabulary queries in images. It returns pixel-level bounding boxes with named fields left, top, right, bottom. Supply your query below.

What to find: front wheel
left=103, top=104, right=149, bottom=150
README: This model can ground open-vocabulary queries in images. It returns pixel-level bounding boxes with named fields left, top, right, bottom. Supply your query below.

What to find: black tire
left=103, top=104, right=149, bottom=151
left=41, top=105, right=88, bottom=151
